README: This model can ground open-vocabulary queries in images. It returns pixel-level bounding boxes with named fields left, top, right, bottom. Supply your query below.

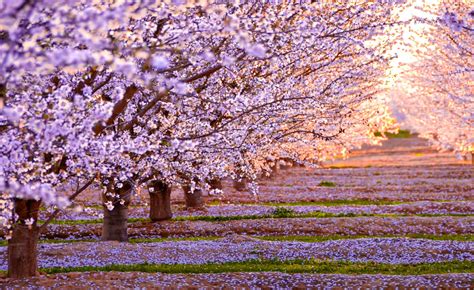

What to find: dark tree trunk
left=149, top=180, right=172, bottom=221
left=233, top=179, right=247, bottom=191
left=208, top=179, right=223, bottom=191
left=208, top=178, right=224, bottom=192
left=279, top=159, right=294, bottom=170
left=182, top=185, right=204, bottom=208
left=271, top=162, right=279, bottom=173
left=101, top=204, right=129, bottom=241
left=7, top=199, right=42, bottom=278
left=12, top=198, right=41, bottom=222
left=101, top=182, right=132, bottom=242
left=8, top=225, right=40, bottom=278
left=265, top=162, right=279, bottom=179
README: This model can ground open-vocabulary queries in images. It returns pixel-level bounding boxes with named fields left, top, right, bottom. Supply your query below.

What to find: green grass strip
left=1, top=234, right=472, bottom=247
left=180, top=212, right=473, bottom=221
left=255, top=234, right=474, bottom=242
left=40, top=212, right=473, bottom=225
left=318, top=181, right=337, bottom=187
left=374, top=129, right=413, bottom=139
left=51, top=199, right=467, bottom=210
left=172, top=212, right=473, bottom=222
left=234, top=200, right=407, bottom=207
left=0, top=236, right=219, bottom=247
left=129, top=236, right=220, bottom=244
left=209, top=199, right=460, bottom=207
left=36, top=260, right=473, bottom=275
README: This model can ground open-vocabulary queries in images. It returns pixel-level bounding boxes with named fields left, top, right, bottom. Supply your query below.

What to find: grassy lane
left=256, top=234, right=474, bottom=243
left=39, top=212, right=474, bottom=225
left=208, top=200, right=412, bottom=206
left=224, top=200, right=472, bottom=207
left=1, top=234, right=472, bottom=247
left=48, top=199, right=466, bottom=211
left=23, top=260, right=474, bottom=275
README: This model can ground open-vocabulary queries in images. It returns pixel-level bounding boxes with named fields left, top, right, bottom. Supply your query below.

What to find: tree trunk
left=182, top=185, right=204, bottom=208
left=208, top=179, right=223, bottom=191
left=266, top=162, right=279, bottom=179
left=149, top=180, right=172, bottom=221
left=233, top=179, right=247, bottom=191
left=102, top=204, right=129, bottom=241
left=271, top=162, right=279, bottom=173
left=7, top=199, right=42, bottom=278
left=208, top=178, right=223, bottom=195
left=101, top=182, right=132, bottom=242
left=279, top=159, right=294, bottom=170
left=8, top=225, right=40, bottom=278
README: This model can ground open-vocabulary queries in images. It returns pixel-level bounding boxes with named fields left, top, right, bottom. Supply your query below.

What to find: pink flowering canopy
left=389, top=1, right=473, bottom=156
left=1, top=1, right=405, bottom=229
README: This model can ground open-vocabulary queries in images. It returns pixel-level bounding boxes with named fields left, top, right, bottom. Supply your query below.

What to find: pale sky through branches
left=387, top=0, right=473, bottom=155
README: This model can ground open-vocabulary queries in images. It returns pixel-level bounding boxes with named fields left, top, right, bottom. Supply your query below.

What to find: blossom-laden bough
left=390, top=0, right=473, bottom=160
left=1, top=0, right=400, bottom=278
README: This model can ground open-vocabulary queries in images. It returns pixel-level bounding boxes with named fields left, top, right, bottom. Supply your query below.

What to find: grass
left=38, top=219, right=103, bottom=225
left=327, top=165, right=359, bottom=169
left=2, top=234, right=471, bottom=247
left=250, top=199, right=411, bottom=207
left=271, top=207, right=295, bottom=217
left=129, top=236, right=220, bottom=244
left=0, top=238, right=97, bottom=247
left=174, top=212, right=474, bottom=222
left=208, top=199, right=458, bottom=207
left=173, top=211, right=473, bottom=221
left=327, top=165, right=374, bottom=169
left=0, top=236, right=220, bottom=247
left=36, top=260, right=474, bottom=275
left=256, top=234, right=474, bottom=242
left=49, top=198, right=420, bottom=212
left=374, top=129, right=413, bottom=139
left=39, top=211, right=473, bottom=225
left=318, top=181, right=336, bottom=187
left=23, top=236, right=222, bottom=245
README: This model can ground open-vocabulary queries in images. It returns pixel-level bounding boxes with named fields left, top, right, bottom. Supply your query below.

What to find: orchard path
left=1, top=135, right=473, bottom=288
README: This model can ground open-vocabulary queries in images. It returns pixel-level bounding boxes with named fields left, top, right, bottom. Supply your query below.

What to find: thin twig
left=39, top=177, right=95, bottom=232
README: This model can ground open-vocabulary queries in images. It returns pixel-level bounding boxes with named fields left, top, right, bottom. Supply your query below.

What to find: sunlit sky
left=386, top=0, right=442, bottom=127
left=389, top=0, right=441, bottom=74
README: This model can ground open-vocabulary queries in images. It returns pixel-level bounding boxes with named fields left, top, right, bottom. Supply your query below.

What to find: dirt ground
left=2, top=272, right=473, bottom=289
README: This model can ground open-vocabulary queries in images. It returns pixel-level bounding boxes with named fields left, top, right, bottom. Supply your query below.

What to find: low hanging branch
left=39, top=177, right=95, bottom=232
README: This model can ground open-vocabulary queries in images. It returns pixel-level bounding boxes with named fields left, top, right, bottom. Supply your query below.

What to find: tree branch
left=39, top=177, right=95, bottom=232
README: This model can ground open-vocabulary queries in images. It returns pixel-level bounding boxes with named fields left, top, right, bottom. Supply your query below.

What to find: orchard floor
left=1, top=136, right=473, bottom=288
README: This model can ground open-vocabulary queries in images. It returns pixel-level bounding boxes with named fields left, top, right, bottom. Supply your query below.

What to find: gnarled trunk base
left=149, top=181, right=172, bottom=221
left=183, top=185, right=204, bottom=208
left=8, top=225, right=39, bottom=278
left=208, top=179, right=223, bottom=191
left=279, top=159, right=294, bottom=170
left=266, top=163, right=279, bottom=179
left=101, top=182, right=132, bottom=242
left=102, top=205, right=129, bottom=241
left=7, top=199, right=41, bottom=278
left=233, top=179, right=247, bottom=191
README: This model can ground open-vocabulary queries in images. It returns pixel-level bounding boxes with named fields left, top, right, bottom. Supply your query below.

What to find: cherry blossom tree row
left=1, top=0, right=400, bottom=278
left=392, top=1, right=473, bottom=158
